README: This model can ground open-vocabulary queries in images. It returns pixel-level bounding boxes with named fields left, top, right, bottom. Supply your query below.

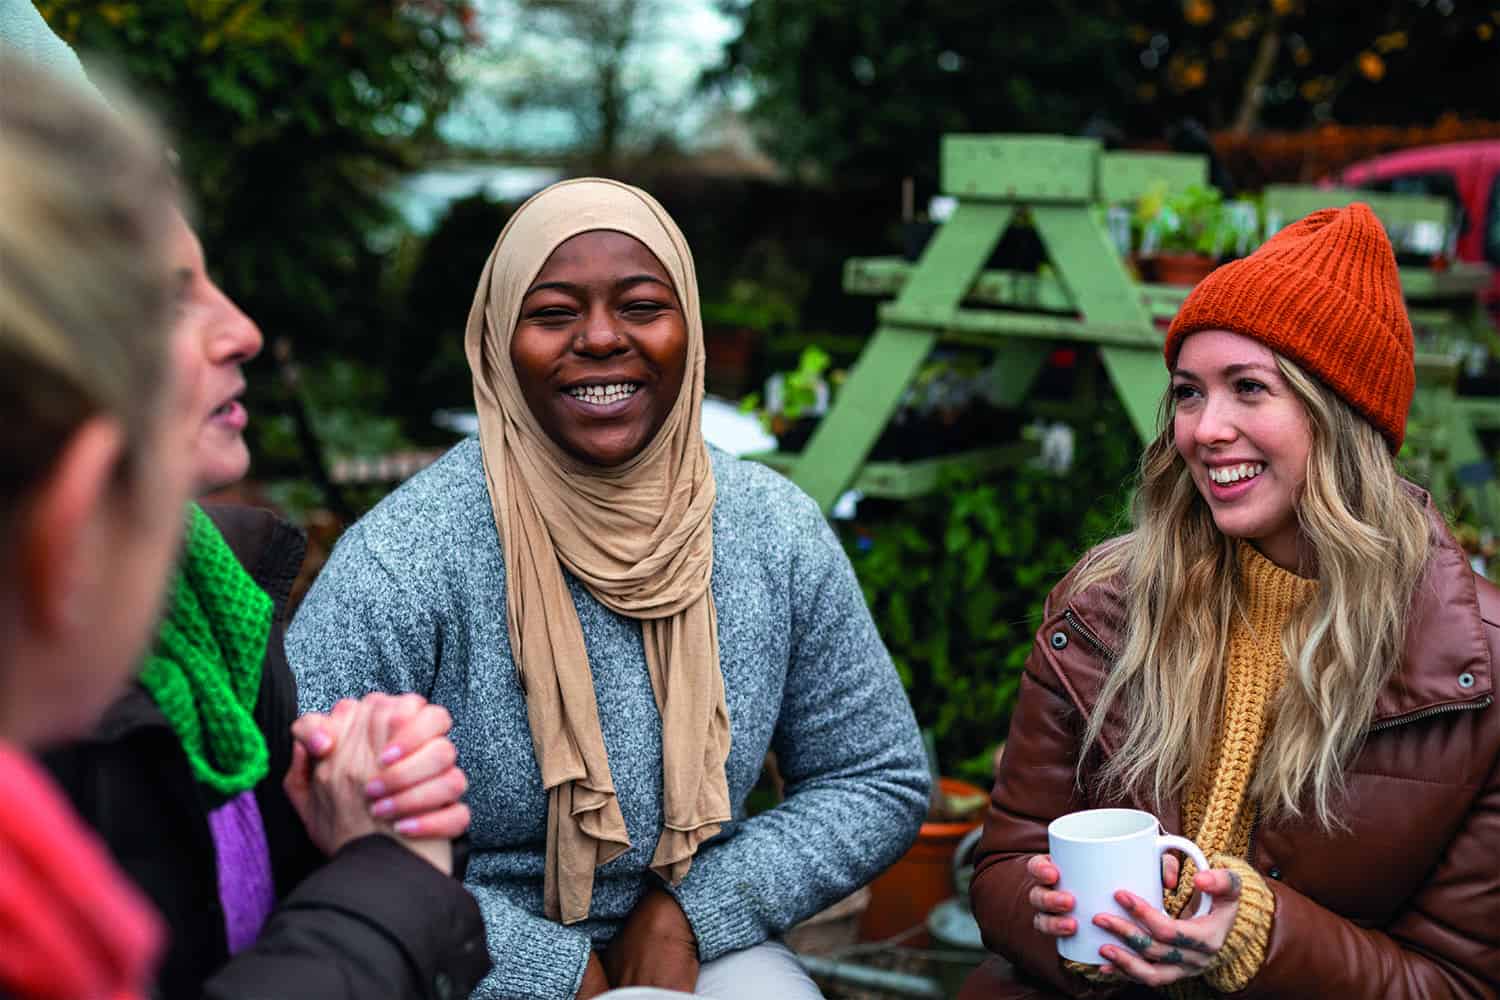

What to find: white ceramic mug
left=1046, top=808, right=1212, bottom=965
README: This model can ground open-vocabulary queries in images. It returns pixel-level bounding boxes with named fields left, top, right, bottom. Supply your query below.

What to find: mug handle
left=1155, top=834, right=1213, bottom=918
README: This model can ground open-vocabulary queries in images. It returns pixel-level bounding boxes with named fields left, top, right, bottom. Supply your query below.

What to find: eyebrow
left=524, top=273, right=674, bottom=297
left=1172, top=362, right=1280, bottom=381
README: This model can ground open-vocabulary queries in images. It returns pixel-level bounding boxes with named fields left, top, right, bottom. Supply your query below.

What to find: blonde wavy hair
left=0, top=60, right=174, bottom=549
left=1074, top=353, right=1430, bottom=827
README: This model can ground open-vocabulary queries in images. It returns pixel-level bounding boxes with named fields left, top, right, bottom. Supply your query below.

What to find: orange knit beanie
left=1164, top=203, right=1414, bottom=452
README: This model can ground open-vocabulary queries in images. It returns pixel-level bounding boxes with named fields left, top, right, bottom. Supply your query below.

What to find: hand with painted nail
left=1091, top=866, right=1244, bottom=988
left=1024, top=854, right=1078, bottom=940
left=295, top=693, right=470, bottom=841
left=284, top=694, right=460, bottom=874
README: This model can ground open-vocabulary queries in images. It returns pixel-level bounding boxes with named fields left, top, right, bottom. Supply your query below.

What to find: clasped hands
left=1026, top=852, right=1245, bottom=989
left=284, top=692, right=470, bottom=875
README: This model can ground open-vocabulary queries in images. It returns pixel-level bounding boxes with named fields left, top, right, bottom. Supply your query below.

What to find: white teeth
left=1209, top=462, right=1264, bottom=485
left=566, top=383, right=639, bottom=406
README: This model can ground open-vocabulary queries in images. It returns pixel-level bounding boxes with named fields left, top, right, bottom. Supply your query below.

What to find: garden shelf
left=760, top=132, right=1498, bottom=529
left=745, top=444, right=1031, bottom=501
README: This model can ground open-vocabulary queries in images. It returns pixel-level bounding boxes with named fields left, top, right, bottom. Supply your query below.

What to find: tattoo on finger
left=1171, top=931, right=1208, bottom=951
left=1227, top=870, right=1243, bottom=896
left=1163, top=949, right=1185, bottom=965
left=1125, top=933, right=1153, bottom=953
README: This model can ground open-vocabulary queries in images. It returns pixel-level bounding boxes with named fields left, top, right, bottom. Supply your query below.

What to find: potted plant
left=1136, top=183, right=1236, bottom=286
left=700, top=278, right=799, bottom=399
left=738, top=345, right=838, bottom=453
left=742, top=348, right=1018, bottom=460
left=857, top=774, right=989, bottom=944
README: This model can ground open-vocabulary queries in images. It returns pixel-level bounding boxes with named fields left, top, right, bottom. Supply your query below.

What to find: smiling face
left=1172, top=329, right=1314, bottom=570
left=167, top=211, right=264, bottom=495
left=509, top=230, right=689, bottom=467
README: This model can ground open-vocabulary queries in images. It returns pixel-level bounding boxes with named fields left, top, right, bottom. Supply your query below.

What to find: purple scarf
left=206, top=790, right=275, bottom=954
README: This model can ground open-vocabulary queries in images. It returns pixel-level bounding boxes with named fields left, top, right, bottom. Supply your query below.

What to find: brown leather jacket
left=969, top=497, right=1500, bottom=998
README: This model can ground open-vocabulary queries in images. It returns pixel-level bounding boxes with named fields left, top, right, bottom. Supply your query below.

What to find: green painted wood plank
left=893, top=203, right=1015, bottom=310
left=988, top=341, right=1052, bottom=407
left=942, top=134, right=1098, bottom=203
left=789, top=200, right=1019, bottom=511
left=750, top=444, right=1033, bottom=499
left=1099, top=345, right=1169, bottom=443
left=1032, top=203, right=1156, bottom=332
left=788, top=325, right=938, bottom=511
left=1397, top=265, right=1492, bottom=301
left=1456, top=399, right=1500, bottom=430
left=1098, top=151, right=1208, bottom=204
left=879, top=303, right=1161, bottom=347
left=1264, top=185, right=1453, bottom=232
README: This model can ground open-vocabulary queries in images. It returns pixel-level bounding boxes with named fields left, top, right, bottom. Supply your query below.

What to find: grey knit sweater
left=287, top=438, right=929, bottom=1000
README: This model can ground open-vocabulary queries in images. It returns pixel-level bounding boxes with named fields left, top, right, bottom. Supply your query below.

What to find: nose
left=572, top=302, right=625, bottom=358
left=1194, top=391, right=1237, bottom=447
left=202, top=278, right=263, bottom=366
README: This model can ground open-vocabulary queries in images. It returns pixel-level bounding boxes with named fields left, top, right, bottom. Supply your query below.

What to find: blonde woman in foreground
left=0, top=54, right=195, bottom=1000
left=964, top=204, right=1499, bottom=998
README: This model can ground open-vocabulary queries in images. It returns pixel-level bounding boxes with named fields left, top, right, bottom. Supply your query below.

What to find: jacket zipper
left=1366, top=695, right=1492, bottom=734
left=1062, top=608, right=1116, bottom=661
left=1243, top=698, right=1489, bottom=874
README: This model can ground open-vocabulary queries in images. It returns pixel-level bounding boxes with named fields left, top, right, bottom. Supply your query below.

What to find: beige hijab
left=463, top=178, right=731, bottom=925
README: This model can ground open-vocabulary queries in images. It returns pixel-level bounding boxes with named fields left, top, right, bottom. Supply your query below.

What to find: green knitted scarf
left=140, top=504, right=271, bottom=796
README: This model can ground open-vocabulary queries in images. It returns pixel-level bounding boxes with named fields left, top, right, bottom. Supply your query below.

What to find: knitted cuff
left=1205, top=854, right=1276, bottom=993
left=1064, top=958, right=1123, bottom=984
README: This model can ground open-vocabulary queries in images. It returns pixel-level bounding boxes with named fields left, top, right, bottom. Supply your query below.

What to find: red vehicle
left=1337, top=140, right=1500, bottom=323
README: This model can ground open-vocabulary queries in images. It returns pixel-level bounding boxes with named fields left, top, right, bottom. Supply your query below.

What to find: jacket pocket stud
left=1050, top=631, right=1068, bottom=650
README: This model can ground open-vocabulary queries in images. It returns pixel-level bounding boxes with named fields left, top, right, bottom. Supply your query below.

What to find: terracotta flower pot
left=786, top=886, right=871, bottom=956
left=858, top=776, right=987, bottom=945
left=1150, top=252, right=1219, bottom=287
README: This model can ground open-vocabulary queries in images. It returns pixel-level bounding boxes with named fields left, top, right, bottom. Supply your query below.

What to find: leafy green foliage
left=712, top=0, right=1134, bottom=190
left=738, top=344, right=834, bottom=431
left=840, top=387, right=1137, bottom=786
left=42, top=0, right=474, bottom=464
left=717, top=0, right=1500, bottom=195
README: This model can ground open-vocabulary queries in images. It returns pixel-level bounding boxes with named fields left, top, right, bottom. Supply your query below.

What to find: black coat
left=43, top=505, right=490, bottom=1000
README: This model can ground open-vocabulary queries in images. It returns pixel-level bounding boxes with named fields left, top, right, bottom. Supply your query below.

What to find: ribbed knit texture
left=1165, top=203, right=1414, bottom=452
left=206, top=790, right=275, bottom=955
left=1165, top=543, right=1312, bottom=996
left=1069, top=544, right=1308, bottom=994
left=140, top=504, right=271, bottom=796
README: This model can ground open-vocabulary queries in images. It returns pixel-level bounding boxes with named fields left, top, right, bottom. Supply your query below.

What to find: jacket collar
left=1053, top=489, right=1493, bottom=753
left=84, top=505, right=307, bottom=745
left=200, top=503, right=307, bottom=623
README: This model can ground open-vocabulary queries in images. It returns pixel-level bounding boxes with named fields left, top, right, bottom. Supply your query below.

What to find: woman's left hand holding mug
left=1093, top=866, right=1244, bottom=987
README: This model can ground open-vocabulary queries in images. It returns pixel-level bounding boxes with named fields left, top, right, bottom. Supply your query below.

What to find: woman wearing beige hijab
left=289, top=179, right=929, bottom=999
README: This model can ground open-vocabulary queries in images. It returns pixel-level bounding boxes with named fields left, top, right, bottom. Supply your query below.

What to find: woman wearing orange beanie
left=964, top=203, right=1500, bottom=998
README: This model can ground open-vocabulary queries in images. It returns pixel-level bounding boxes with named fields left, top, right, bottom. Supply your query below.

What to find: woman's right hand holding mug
left=1027, top=854, right=1078, bottom=938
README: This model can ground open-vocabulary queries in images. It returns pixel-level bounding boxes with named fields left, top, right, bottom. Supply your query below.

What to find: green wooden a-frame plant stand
left=759, top=134, right=1498, bottom=530
left=768, top=134, right=1205, bottom=513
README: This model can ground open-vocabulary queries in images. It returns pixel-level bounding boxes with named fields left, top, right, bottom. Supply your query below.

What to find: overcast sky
left=437, top=0, right=742, bottom=154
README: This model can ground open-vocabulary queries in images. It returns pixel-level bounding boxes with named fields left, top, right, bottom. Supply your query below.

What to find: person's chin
left=573, top=440, right=644, bottom=467
left=193, top=438, right=251, bottom=497
left=1210, top=508, right=1279, bottom=544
